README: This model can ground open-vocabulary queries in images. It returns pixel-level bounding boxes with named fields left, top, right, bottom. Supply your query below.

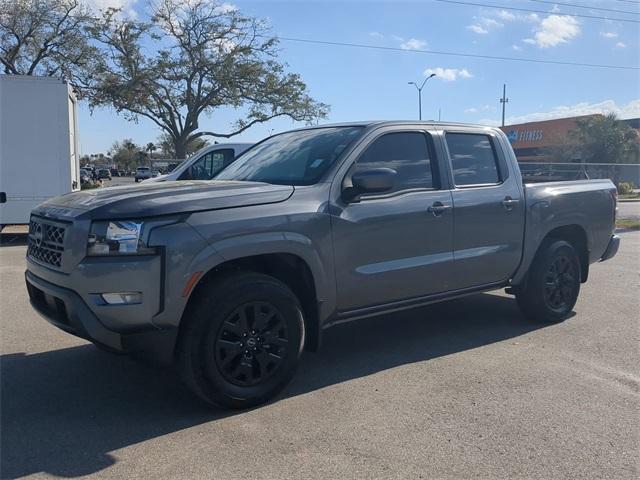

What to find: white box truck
left=0, top=75, right=80, bottom=228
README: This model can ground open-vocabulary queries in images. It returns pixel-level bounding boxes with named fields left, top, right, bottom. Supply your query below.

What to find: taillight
left=611, top=188, right=618, bottom=224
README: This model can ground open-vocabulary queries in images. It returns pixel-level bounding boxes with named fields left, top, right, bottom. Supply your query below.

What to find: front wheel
left=177, top=272, right=305, bottom=409
left=516, top=239, right=581, bottom=323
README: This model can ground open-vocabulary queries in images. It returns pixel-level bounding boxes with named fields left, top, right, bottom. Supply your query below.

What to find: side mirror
left=345, top=168, right=396, bottom=201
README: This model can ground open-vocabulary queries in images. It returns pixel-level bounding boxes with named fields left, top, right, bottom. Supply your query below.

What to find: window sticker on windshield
left=309, top=158, right=324, bottom=169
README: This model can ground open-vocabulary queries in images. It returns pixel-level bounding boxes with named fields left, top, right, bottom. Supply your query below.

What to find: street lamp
left=408, top=73, right=436, bottom=121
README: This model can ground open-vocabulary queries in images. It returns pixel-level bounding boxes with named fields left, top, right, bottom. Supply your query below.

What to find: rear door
left=442, top=129, right=525, bottom=289
left=331, top=127, right=455, bottom=312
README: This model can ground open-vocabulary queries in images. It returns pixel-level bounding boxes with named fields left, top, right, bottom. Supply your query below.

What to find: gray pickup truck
left=26, top=121, right=620, bottom=408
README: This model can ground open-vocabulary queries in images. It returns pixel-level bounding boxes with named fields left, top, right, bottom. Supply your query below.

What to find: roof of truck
left=284, top=120, right=499, bottom=131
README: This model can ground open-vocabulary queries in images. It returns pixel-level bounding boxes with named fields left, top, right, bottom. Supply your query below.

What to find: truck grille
left=28, top=218, right=67, bottom=269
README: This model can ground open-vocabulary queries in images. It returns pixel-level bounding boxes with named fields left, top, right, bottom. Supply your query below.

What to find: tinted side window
left=446, top=133, right=500, bottom=186
left=179, top=149, right=235, bottom=180
left=357, top=132, right=434, bottom=193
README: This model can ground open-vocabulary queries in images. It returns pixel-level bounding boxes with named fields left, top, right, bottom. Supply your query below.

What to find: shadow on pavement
left=1, top=292, right=547, bottom=478
left=0, top=233, right=28, bottom=247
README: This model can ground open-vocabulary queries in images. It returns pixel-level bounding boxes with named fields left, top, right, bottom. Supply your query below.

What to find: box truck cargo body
left=0, top=75, right=80, bottom=227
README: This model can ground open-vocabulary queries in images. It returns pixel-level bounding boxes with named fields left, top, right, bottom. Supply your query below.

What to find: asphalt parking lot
left=1, top=232, right=638, bottom=479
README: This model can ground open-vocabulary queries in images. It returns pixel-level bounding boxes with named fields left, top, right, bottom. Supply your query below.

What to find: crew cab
left=25, top=122, right=619, bottom=409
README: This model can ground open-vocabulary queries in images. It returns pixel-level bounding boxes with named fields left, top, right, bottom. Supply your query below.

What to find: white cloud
left=600, top=32, right=618, bottom=39
left=369, top=31, right=384, bottom=38
left=214, top=3, right=238, bottom=13
left=467, top=16, right=503, bottom=34
left=400, top=38, right=428, bottom=50
left=512, top=44, right=522, bottom=51
left=615, top=42, right=627, bottom=48
left=465, top=104, right=494, bottom=114
left=482, top=18, right=502, bottom=29
left=81, top=0, right=138, bottom=17
left=424, top=67, right=473, bottom=82
left=551, top=4, right=561, bottom=13
left=479, top=99, right=640, bottom=126
left=467, top=24, right=488, bottom=34
left=497, top=10, right=516, bottom=21
left=524, top=15, right=580, bottom=48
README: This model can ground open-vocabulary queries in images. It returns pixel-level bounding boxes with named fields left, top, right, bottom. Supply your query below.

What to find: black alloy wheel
left=515, top=239, right=581, bottom=323
left=214, top=301, right=289, bottom=386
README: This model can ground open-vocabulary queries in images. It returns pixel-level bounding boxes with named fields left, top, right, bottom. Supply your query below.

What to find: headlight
left=87, top=220, right=156, bottom=256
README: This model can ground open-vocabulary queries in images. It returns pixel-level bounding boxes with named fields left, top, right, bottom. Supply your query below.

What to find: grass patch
left=616, top=219, right=640, bottom=230
left=619, top=193, right=640, bottom=200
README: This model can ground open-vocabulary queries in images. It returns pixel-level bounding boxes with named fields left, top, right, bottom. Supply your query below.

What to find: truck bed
left=512, top=179, right=617, bottom=284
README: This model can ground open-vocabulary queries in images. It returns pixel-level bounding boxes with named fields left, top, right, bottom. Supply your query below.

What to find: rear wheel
left=516, top=239, right=581, bottom=323
left=177, top=272, right=304, bottom=409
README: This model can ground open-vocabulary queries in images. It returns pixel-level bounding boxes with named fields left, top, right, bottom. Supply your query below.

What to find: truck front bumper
left=25, top=270, right=177, bottom=365
left=600, top=234, right=620, bottom=262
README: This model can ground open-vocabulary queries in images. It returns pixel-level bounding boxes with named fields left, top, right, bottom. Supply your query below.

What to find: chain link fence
left=519, top=162, right=640, bottom=187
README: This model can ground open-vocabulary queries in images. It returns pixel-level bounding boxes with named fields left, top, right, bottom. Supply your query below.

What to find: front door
left=331, top=129, right=454, bottom=313
left=442, top=130, right=525, bottom=289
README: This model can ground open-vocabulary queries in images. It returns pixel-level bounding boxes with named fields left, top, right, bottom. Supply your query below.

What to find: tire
left=135, top=178, right=139, bottom=183
left=516, top=239, right=581, bottom=323
left=177, top=272, right=305, bottom=409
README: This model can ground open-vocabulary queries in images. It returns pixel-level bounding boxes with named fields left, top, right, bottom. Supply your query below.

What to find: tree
left=110, top=139, right=143, bottom=171
left=145, top=142, right=156, bottom=157
left=547, top=114, right=638, bottom=164
left=0, top=0, right=96, bottom=81
left=157, top=133, right=209, bottom=158
left=85, top=0, right=328, bottom=158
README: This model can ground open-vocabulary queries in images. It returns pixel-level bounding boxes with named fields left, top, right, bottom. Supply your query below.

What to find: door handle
left=428, top=201, right=451, bottom=217
left=502, top=196, right=520, bottom=210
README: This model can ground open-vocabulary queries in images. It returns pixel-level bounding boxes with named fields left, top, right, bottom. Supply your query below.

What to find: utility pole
left=500, top=84, right=509, bottom=127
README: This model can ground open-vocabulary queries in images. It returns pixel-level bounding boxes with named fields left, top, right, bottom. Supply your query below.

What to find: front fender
left=184, top=231, right=335, bottom=325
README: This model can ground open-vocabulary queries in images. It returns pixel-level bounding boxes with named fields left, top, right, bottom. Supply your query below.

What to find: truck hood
left=34, top=181, right=294, bottom=220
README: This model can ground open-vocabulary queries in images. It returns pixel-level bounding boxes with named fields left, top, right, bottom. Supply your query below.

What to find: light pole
left=408, top=73, right=436, bottom=121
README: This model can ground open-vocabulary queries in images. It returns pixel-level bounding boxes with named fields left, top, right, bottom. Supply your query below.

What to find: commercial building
left=500, top=114, right=639, bottom=163
left=499, top=114, right=640, bottom=184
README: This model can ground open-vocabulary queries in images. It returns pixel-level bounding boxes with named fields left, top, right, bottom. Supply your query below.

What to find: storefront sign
left=506, top=129, right=544, bottom=143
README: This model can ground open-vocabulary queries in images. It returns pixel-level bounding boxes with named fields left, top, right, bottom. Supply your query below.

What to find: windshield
left=216, top=127, right=363, bottom=186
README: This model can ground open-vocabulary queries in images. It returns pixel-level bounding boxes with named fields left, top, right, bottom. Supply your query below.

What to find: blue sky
left=79, top=0, right=640, bottom=154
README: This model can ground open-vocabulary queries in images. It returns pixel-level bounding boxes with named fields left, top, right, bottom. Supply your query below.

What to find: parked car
left=79, top=169, right=91, bottom=184
left=25, top=121, right=619, bottom=409
left=110, top=168, right=120, bottom=177
left=97, top=168, right=112, bottom=180
left=143, top=143, right=252, bottom=183
left=134, top=167, right=152, bottom=182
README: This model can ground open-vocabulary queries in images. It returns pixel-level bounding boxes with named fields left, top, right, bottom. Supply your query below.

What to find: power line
left=431, top=0, right=640, bottom=23
left=611, top=0, right=640, bottom=5
left=528, top=0, right=639, bottom=15
left=271, top=35, right=639, bottom=70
